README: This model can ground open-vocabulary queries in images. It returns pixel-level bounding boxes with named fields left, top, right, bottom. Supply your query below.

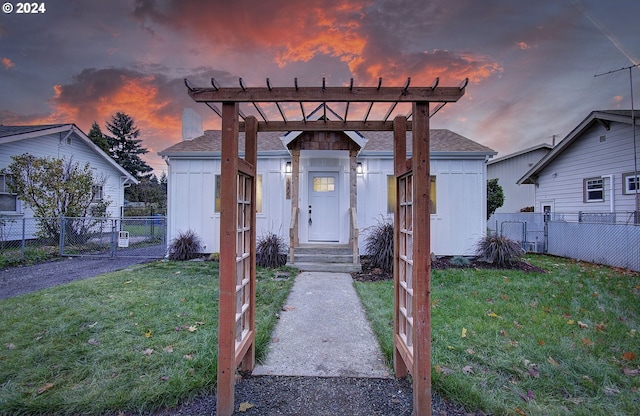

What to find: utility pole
left=595, top=64, right=639, bottom=221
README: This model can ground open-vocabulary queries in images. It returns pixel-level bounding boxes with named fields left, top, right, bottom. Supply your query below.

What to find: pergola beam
left=237, top=120, right=415, bottom=132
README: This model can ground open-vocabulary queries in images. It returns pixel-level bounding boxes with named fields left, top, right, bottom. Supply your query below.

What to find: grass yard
left=0, top=260, right=294, bottom=415
left=355, top=255, right=640, bottom=416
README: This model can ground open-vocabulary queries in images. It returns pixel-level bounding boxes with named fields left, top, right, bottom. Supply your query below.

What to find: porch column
left=412, top=101, right=432, bottom=416
left=349, top=149, right=359, bottom=264
left=289, top=149, right=300, bottom=263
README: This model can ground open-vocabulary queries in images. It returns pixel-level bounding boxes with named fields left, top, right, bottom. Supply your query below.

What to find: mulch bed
left=352, top=255, right=546, bottom=282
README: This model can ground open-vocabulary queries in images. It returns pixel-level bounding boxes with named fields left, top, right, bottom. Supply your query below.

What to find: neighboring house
left=0, top=124, right=138, bottom=220
left=159, top=125, right=496, bottom=257
left=487, top=143, right=553, bottom=213
left=518, top=110, right=640, bottom=217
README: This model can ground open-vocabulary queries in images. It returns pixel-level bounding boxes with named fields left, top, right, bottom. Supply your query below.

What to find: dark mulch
left=352, top=255, right=546, bottom=282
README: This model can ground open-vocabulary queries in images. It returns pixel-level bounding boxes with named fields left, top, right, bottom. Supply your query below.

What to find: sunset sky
left=1, top=0, right=639, bottom=174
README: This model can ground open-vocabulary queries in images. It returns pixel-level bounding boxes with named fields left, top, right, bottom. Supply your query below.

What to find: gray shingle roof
left=159, top=129, right=495, bottom=155
left=0, top=124, right=68, bottom=138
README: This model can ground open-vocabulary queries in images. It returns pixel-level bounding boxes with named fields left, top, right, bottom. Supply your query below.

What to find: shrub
left=168, top=229, right=202, bottom=261
left=364, top=216, right=394, bottom=273
left=450, top=256, right=471, bottom=267
left=475, top=234, right=524, bottom=267
left=256, top=232, right=288, bottom=268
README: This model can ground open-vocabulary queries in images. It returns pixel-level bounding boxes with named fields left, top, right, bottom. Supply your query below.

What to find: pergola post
left=412, top=101, right=432, bottom=415
left=217, top=101, right=240, bottom=416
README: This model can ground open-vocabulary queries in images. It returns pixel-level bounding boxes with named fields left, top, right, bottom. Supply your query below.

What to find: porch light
left=285, top=162, right=292, bottom=173
left=356, top=162, right=364, bottom=174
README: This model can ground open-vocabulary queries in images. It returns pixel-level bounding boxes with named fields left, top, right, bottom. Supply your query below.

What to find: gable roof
left=158, top=129, right=496, bottom=158
left=517, top=110, right=639, bottom=185
left=487, top=143, right=553, bottom=165
left=0, top=124, right=138, bottom=184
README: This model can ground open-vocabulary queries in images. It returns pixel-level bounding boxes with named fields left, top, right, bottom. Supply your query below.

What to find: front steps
left=287, top=244, right=361, bottom=273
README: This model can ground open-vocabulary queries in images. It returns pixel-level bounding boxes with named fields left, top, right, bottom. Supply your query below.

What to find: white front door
left=308, top=172, right=340, bottom=241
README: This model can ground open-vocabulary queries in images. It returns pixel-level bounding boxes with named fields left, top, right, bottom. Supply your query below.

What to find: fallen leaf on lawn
left=87, top=339, right=100, bottom=346
left=567, top=319, right=575, bottom=325
left=282, top=305, right=296, bottom=311
left=466, top=348, right=476, bottom=355
left=461, top=327, right=467, bottom=338
left=622, top=367, right=640, bottom=376
left=160, top=375, right=169, bottom=381
left=501, top=294, right=509, bottom=300
left=547, top=356, right=559, bottom=366
left=500, top=329, right=508, bottom=337
left=238, top=402, right=255, bottom=412
left=462, top=365, right=474, bottom=375
left=145, top=330, right=153, bottom=338
left=435, top=365, right=455, bottom=375
left=188, top=326, right=197, bottom=332
left=37, top=383, right=54, bottom=394
left=446, top=345, right=456, bottom=350
left=87, top=322, right=98, bottom=328
left=513, top=321, right=522, bottom=329
left=514, top=408, right=527, bottom=415
left=163, top=345, right=174, bottom=353
left=143, top=348, right=154, bottom=356
left=537, top=339, right=545, bottom=346
left=175, top=271, right=181, bottom=274
left=629, top=329, right=637, bottom=338
left=577, top=321, right=589, bottom=329
left=595, top=323, right=605, bottom=332
left=622, top=351, right=637, bottom=361
left=195, top=321, right=205, bottom=326
left=592, top=292, right=599, bottom=297
left=183, top=353, right=194, bottom=360
left=604, top=386, right=620, bottom=396
left=581, top=338, right=594, bottom=347
left=123, top=280, right=132, bottom=284
left=528, top=367, right=540, bottom=378
left=509, top=340, right=519, bottom=346
left=180, top=298, right=186, bottom=302
left=5, top=343, right=16, bottom=350
left=488, top=312, right=499, bottom=318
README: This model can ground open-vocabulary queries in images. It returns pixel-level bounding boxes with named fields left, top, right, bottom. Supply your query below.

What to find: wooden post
left=412, top=101, right=432, bottom=415
left=393, top=115, right=409, bottom=379
left=217, top=102, right=239, bottom=416
left=349, top=149, right=358, bottom=263
left=241, top=115, right=258, bottom=372
left=291, top=149, right=300, bottom=247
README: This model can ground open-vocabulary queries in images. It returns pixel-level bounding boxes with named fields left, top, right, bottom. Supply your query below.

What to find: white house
left=518, top=110, right=640, bottom=217
left=487, top=143, right=553, bottom=213
left=0, top=124, right=138, bottom=220
left=159, top=126, right=496, bottom=258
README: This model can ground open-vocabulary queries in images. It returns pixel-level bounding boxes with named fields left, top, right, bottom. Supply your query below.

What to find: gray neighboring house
left=518, top=110, right=640, bottom=217
left=487, top=143, right=553, bottom=214
left=0, top=124, right=138, bottom=220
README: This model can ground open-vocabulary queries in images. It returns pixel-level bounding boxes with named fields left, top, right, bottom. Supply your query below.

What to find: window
left=583, top=178, right=604, bottom=202
left=623, top=172, right=640, bottom=195
left=91, top=185, right=104, bottom=202
left=215, top=174, right=262, bottom=213
left=313, top=176, right=335, bottom=192
left=387, top=175, right=436, bottom=214
left=0, top=174, right=17, bottom=212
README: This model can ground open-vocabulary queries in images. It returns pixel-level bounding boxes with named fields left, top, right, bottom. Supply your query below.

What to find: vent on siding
left=599, top=135, right=606, bottom=142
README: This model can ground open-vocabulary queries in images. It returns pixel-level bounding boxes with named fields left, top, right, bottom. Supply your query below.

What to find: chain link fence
left=489, top=211, right=640, bottom=271
left=0, top=216, right=166, bottom=265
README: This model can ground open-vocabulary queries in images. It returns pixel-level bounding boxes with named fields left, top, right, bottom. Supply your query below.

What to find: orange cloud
left=2, top=57, right=14, bottom=69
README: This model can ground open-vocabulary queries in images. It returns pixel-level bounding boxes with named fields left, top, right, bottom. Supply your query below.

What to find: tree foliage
left=87, top=121, right=110, bottom=154
left=105, top=112, right=152, bottom=180
left=487, top=178, right=505, bottom=219
left=4, top=154, right=109, bottom=239
left=125, top=173, right=167, bottom=209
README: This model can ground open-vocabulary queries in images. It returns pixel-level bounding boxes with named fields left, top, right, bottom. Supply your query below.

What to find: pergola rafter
left=186, top=77, right=467, bottom=416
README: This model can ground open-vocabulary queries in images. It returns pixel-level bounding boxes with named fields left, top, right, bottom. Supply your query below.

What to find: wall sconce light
left=285, top=161, right=292, bottom=173
left=356, top=162, right=364, bottom=174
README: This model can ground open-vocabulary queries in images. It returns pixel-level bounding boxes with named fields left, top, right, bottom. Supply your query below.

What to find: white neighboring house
left=487, top=143, right=553, bottom=214
left=159, top=126, right=496, bottom=257
left=518, top=110, right=640, bottom=216
left=0, top=124, right=138, bottom=220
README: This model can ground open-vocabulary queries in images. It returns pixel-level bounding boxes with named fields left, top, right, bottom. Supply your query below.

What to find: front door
left=308, top=172, right=340, bottom=241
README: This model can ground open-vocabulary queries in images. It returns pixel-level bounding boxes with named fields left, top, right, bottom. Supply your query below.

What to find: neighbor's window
left=387, top=175, right=436, bottom=214
left=584, top=178, right=604, bottom=202
left=0, top=174, right=17, bottom=212
left=623, top=172, right=640, bottom=195
left=215, top=174, right=263, bottom=213
left=91, top=185, right=104, bottom=202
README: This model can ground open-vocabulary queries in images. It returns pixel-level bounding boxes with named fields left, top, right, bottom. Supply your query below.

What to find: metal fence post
left=59, top=217, right=65, bottom=256
left=110, top=219, right=117, bottom=257
left=21, top=217, right=26, bottom=260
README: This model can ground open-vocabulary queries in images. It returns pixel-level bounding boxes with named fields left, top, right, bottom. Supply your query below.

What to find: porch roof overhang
left=184, top=77, right=467, bottom=131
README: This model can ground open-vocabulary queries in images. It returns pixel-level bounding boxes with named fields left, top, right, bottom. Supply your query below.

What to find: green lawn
left=0, top=260, right=294, bottom=415
left=355, top=255, right=640, bottom=415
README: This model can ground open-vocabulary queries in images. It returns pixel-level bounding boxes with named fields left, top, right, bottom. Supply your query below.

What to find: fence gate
left=60, top=216, right=167, bottom=258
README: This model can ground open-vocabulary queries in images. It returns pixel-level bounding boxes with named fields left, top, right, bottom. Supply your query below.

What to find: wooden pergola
left=185, top=77, right=467, bottom=416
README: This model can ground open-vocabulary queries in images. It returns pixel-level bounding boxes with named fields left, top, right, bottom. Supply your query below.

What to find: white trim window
left=388, top=175, right=437, bottom=214
left=91, top=185, right=104, bottom=202
left=623, top=172, right=639, bottom=195
left=0, top=174, right=18, bottom=212
left=215, top=174, right=263, bottom=213
left=583, top=177, right=604, bottom=202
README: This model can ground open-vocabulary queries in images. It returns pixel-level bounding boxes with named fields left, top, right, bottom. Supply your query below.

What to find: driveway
left=0, top=256, right=158, bottom=300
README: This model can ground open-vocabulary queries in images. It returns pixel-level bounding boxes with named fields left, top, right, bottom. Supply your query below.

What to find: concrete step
left=286, top=262, right=362, bottom=273
left=293, top=253, right=355, bottom=263
left=294, top=244, right=352, bottom=255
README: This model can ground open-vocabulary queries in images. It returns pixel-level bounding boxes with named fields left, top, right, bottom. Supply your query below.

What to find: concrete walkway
left=253, top=271, right=391, bottom=378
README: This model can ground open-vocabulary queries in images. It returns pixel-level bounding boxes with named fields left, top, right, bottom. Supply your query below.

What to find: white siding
left=0, top=131, right=128, bottom=218
left=488, top=147, right=550, bottom=213
left=535, top=122, right=640, bottom=213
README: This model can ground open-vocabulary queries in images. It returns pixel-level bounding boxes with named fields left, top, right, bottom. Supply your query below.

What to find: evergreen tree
left=487, top=178, right=505, bottom=219
left=87, top=121, right=110, bottom=154
left=105, top=112, right=152, bottom=180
